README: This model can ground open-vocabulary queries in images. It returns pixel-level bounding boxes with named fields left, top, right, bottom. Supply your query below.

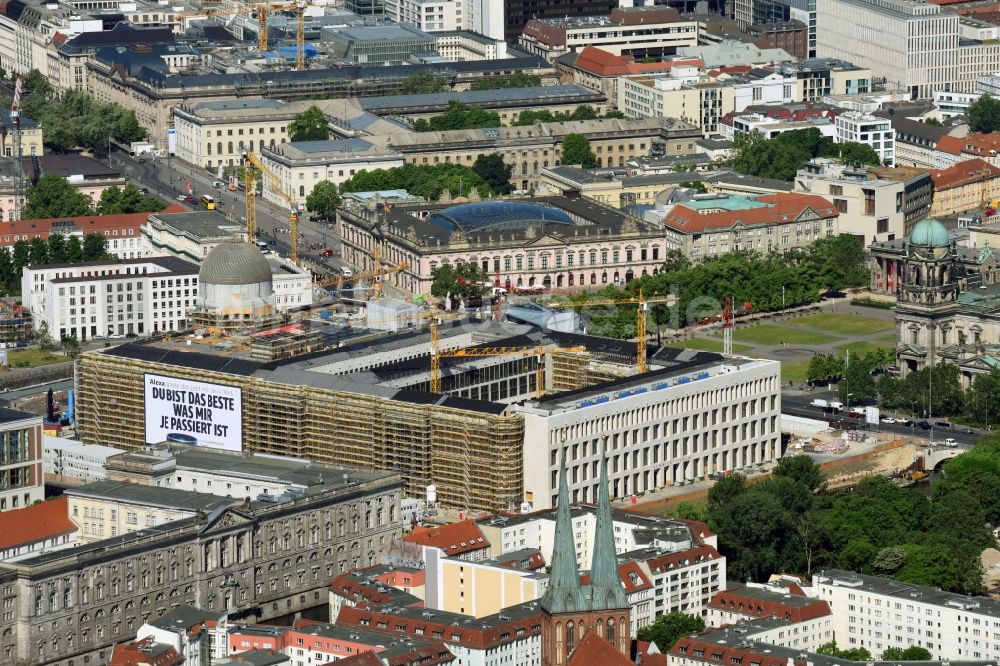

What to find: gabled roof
left=568, top=631, right=636, bottom=666
left=572, top=46, right=703, bottom=77
left=404, top=519, right=489, bottom=557
left=0, top=496, right=76, bottom=551
left=0, top=204, right=185, bottom=245
left=931, top=158, right=1000, bottom=190
left=109, top=638, right=184, bottom=666
left=662, top=192, right=838, bottom=234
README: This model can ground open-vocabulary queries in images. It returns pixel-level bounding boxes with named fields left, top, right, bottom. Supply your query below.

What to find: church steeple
left=540, top=452, right=586, bottom=615
left=588, top=450, right=628, bottom=612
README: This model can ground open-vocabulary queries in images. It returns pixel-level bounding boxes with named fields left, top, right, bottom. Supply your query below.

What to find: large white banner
left=144, top=374, right=243, bottom=451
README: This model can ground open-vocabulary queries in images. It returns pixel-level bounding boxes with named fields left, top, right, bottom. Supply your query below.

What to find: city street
left=113, top=151, right=347, bottom=276
left=782, top=391, right=983, bottom=448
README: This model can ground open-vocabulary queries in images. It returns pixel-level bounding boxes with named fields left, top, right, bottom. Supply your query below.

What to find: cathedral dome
left=908, top=218, right=950, bottom=248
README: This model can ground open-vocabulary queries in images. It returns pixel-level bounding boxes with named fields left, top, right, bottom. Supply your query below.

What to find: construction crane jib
left=242, top=152, right=300, bottom=265
left=548, top=290, right=673, bottom=374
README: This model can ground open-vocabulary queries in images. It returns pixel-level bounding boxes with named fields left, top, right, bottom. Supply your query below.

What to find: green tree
left=341, top=163, right=495, bottom=200
left=836, top=141, right=883, bottom=165
left=61, top=334, right=80, bottom=358
left=773, top=455, right=824, bottom=491
left=430, top=261, right=488, bottom=304
left=96, top=184, right=163, bottom=215
left=28, top=237, right=48, bottom=265
left=23, top=175, right=93, bottom=220
left=635, top=612, right=705, bottom=652
left=288, top=105, right=329, bottom=142
left=670, top=501, right=709, bottom=522
left=412, top=102, right=501, bottom=132
left=707, top=473, right=747, bottom=513
left=469, top=73, right=541, bottom=90
left=472, top=154, right=513, bottom=195
left=560, top=133, right=597, bottom=168
left=65, top=235, right=83, bottom=263
left=923, top=117, right=944, bottom=127
left=398, top=70, right=448, bottom=94
left=305, top=180, right=341, bottom=220
left=839, top=351, right=878, bottom=404
left=817, top=641, right=872, bottom=661
left=0, top=247, right=13, bottom=295
left=968, top=94, right=1000, bottom=133
left=809, top=234, right=869, bottom=291
left=36, top=321, right=54, bottom=352
left=12, top=241, right=29, bottom=276
left=46, top=233, right=67, bottom=264
left=82, top=232, right=110, bottom=261
left=882, top=646, right=933, bottom=661
left=711, top=489, right=791, bottom=581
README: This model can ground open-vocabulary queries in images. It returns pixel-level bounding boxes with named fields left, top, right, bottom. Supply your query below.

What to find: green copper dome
left=909, top=218, right=950, bottom=248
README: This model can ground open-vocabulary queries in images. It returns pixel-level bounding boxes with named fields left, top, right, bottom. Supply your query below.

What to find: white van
left=341, top=268, right=353, bottom=278
left=829, top=401, right=844, bottom=412
left=810, top=398, right=829, bottom=409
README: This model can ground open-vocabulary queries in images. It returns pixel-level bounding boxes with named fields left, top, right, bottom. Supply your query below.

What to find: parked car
left=918, top=421, right=932, bottom=430
left=828, top=401, right=844, bottom=412
left=881, top=416, right=897, bottom=424
left=944, top=438, right=958, bottom=447
left=320, top=248, right=334, bottom=257
left=935, top=420, right=953, bottom=429
left=848, top=410, right=864, bottom=419
left=810, top=399, right=828, bottom=409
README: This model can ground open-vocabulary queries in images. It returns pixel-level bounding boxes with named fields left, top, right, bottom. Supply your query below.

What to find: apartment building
left=659, top=192, right=840, bottom=259
left=794, top=159, right=932, bottom=243
left=707, top=583, right=832, bottom=651
left=0, top=407, right=44, bottom=512
left=621, top=69, right=801, bottom=135
left=334, top=602, right=543, bottom=666
left=21, top=255, right=200, bottom=340
left=834, top=112, right=895, bottom=166
left=404, top=519, right=491, bottom=562
left=42, top=436, right=121, bottom=485
left=816, top=0, right=959, bottom=99
left=813, top=569, right=1000, bottom=660
left=931, top=158, right=1000, bottom=217
left=520, top=8, right=699, bottom=63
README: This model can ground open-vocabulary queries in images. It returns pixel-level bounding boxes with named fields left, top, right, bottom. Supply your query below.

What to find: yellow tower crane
left=242, top=151, right=301, bottom=265
left=315, top=261, right=410, bottom=297
left=256, top=1, right=308, bottom=70
left=547, top=290, right=673, bottom=374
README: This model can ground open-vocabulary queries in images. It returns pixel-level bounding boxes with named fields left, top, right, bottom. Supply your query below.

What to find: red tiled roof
left=958, top=133, right=1000, bottom=158
left=672, top=637, right=792, bottom=666
left=633, top=640, right=668, bottom=666
left=670, top=518, right=715, bottom=543
left=646, top=544, right=722, bottom=574
left=931, top=157, right=1000, bottom=189
left=662, top=193, right=838, bottom=234
left=0, top=204, right=185, bottom=245
left=0, top=496, right=76, bottom=551
left=708, top=586, right=831, bottom=622
left=329, top=572, right=423, bottom=608
left=335, top=642, right=455, bottom=666
left=936, top=134, right=966, bottom=156
left=109, top=638, right=183, bottom=666
left=336, top=606, right=542, bottom=651
left=404, top=519, right=489, bottom=557
left=573, top=46, right=703, bottom=77
left=568, top=630, right=636, bottom=666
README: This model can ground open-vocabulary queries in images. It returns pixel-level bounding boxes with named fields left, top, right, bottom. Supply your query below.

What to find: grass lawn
left=781, top=359, right=812, bottom=383
left=876, top=332, right=898, bottom=345
left=785, top=312, right=894, bottom=336
left=6, top=348, right=67, bottom=368
left=733, top=324, right=839, bottom=346
left=834, top=340, right=894, bottom=357
left=664, top=338, right=752, bottom=354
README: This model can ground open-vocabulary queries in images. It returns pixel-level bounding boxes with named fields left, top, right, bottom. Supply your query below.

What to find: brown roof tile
left=0, top=496, right=76, bottom=551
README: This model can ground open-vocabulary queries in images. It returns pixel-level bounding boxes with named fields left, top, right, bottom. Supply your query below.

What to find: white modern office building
left=816, top=0, right=959, bottom=99
left=834, top=112, right=896, bottom=166
left=21, top=256, right=200, bottom=340
left=514, top=355, right=782, bottom=509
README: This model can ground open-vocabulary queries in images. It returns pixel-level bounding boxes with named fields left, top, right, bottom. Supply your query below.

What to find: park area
left=665, top=306, right=896, bottom=383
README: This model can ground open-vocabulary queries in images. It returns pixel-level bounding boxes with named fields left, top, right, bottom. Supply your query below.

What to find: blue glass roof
left=427, top=202, right=575, bottom=234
